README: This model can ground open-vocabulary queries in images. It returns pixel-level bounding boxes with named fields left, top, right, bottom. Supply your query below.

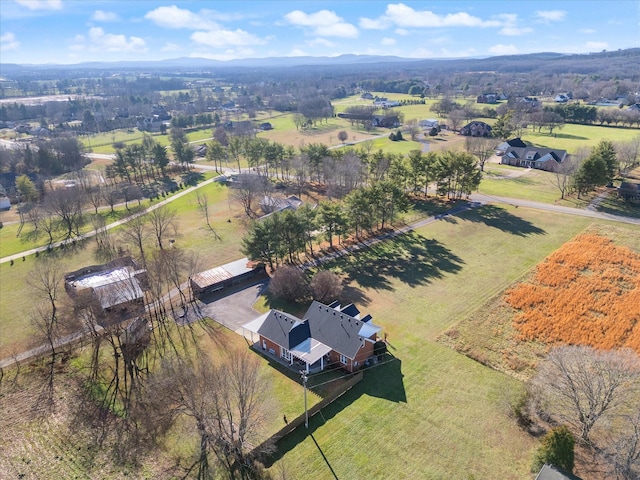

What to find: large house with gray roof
left=243, top=300, right=382, bottom=373
left=498, top=138, right=568, bottom=172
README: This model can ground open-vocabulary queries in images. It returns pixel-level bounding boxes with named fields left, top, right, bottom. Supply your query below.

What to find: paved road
left=469, top=193, right=640, bottom=226
left=0, top=171, right=229, bottom=265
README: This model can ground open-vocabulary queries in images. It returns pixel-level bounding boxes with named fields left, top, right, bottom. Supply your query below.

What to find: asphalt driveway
left=194, top=280, right=269, bottom=334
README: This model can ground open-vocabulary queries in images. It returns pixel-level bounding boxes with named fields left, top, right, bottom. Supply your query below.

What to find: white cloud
left=586, top=41, right=608, bottom=50
left=14, top=0, right=62, bottom=11
left=499, top=26, right=533, bottom=36
left=0, top=32, right=20, bottom=52
left=191, top=29, right=266, bottom=48
left=361, top=3, right=502, bottom=29
left=91, top=10, right=119, bottom=22
left=489, top=44, right=519, bottom=55
left=307, top=38, right=336, bottom=48
left=284, top=10, right=359, bottom=38
left=494, top=13, right=532, bottom=36
left=535, top=10, right=566, bottom=23
left=359, top=17, right=388, bottom=30
left=71, top=27, right=147, bottom=53
left=161, top=43, right=181, bottom=52
left=145, top=5, right=218, bottom=30
left=381, top=37, right=396, bottom=46
left=395, top=28, right=409, bottom=36
left=579, top=28, right=596, bottom=34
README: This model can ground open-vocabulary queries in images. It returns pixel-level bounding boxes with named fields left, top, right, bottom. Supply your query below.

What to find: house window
left=281, top=348, right=292, bottom=362
left=340, top=354, right=348, bottom=365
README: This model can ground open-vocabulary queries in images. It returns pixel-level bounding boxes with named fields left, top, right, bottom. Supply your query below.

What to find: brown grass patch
left=439, top=227, right=640, bottom=379
left=505, top=233, right=640, bottom=353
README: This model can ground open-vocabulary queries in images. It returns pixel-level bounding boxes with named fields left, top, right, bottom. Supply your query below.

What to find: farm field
left=267, top=205, right=597, bottom=479
left=439, top=223, right=640, bottom=381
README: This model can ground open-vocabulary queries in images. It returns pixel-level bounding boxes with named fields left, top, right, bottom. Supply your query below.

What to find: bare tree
left=28, top=257, right=63, bottom=322
left=310, top=270, right=343, bottom=303
left=196, top=190, right=221, bottom=240
left=148, top=206, right=178, bottom=250
left=86, top=185, right=103, bottom=214
left=147, top=349, right=272, bottom=480
left=552, top=156, right=579, bottom=200
left=47, top=186, right=84, bottom=238
left=102, top=185, right=121, bottom=213
left=120, top=213, right=150, bottom=266
left=269, top=265, right=309, bottom=302
left=530, top=346, right=640, bottom=443
left=91, top=214, right=116, bottom=261
left=614, top=136, right=640, bottom=175
left=447, top=109, right=466, bottom=132
left=404, top=119, right=421, bottom=141
left=230, top=174, right=270, bottom=219
left=602, top=410, right=640, bottom=480
left=465, top=136, right=500, bottom=172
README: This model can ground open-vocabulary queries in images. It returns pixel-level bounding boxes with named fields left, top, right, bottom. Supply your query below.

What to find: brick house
left=243, top=300, right=382, bottom=373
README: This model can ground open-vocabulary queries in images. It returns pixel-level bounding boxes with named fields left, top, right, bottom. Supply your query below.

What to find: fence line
left=250, top=370, right=363, bottom=460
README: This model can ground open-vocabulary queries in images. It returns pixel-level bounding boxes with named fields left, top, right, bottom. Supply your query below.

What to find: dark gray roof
left=505, top=146, right=567, bottom=163
left=535, top=464, right=583, bottom=480
left=339, top=303, right=360, bottom=318
left=257, top=310, right=303, bottom=349
left=252, top=301, right=381, bottom=360
left=304, top=300, right=368, bottom=359
left=506, top=137, right=527, bottom=148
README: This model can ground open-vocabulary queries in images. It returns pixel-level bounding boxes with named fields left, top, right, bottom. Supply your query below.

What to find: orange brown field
left=505, top=233, right=640, bottom=353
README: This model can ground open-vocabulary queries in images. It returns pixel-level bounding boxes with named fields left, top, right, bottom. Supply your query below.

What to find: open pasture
left=269, top=204, right=595, bottom=479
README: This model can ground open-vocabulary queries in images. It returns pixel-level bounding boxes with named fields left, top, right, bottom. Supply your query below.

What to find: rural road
left=0, top=170, right=229, bottom=264
left=469, top=193, right=640, bottom=226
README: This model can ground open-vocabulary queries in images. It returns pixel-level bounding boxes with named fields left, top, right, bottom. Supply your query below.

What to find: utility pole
left=300, top=370, right=308, bottom=428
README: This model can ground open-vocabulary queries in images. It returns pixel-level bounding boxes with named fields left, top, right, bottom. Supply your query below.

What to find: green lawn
left=478, top=165, right=567, bottom=204
left=268, top=205, right=596, bottom=479
left=521, top=123, right=640, bottom=153
left=0, top=181, right=246, bottom=358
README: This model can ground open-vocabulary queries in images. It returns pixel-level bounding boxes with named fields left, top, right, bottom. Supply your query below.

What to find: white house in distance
left=419, top=119, right=439, bottom=129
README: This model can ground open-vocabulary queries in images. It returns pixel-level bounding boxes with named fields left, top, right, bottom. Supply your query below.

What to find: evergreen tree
left=532, top=426, right=575, bottom=473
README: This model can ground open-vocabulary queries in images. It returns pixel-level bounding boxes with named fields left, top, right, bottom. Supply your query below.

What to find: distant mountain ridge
left=1, top=48, right=638, bottom=76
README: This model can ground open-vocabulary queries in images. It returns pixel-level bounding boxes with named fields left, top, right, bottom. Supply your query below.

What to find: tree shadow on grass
left=337, top=231, right=464, bottom=291
left=460, top=204, right=546, bottom=237
left=262, top=355, right=406, bottom=469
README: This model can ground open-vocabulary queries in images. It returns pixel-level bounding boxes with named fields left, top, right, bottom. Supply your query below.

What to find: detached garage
left=190, top=258, right=266, bottom=299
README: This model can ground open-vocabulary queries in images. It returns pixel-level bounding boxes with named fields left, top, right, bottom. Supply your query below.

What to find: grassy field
left=0, top=181, right=247, bottom=358
left=439, top=221, right=640, bottom=382
left=521, top=123, right=640, bottom=153
left=267, top=205, right=597, bottom=479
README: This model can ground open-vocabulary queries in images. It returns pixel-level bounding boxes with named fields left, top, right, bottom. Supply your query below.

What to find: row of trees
left=549, top=138, right=640, bottom=200
left=239, top=147, right=483, bottom=269
left=241, top=180, right=408, bottom=268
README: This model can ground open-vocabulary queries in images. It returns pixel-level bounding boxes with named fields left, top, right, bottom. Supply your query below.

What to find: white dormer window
left=525, top=151, right=536, bottom=160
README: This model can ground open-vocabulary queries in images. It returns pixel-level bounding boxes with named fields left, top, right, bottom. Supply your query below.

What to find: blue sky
left=1, top=0, right=638, bottom=65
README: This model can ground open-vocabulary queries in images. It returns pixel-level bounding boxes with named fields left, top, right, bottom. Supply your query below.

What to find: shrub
left=531, top=425, right=575, bottom=473
left=310, top=270, right=343, bottom=303
left=268, top=265, right=309, bottom=303
left=373, top=341, right=387, bottom=358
